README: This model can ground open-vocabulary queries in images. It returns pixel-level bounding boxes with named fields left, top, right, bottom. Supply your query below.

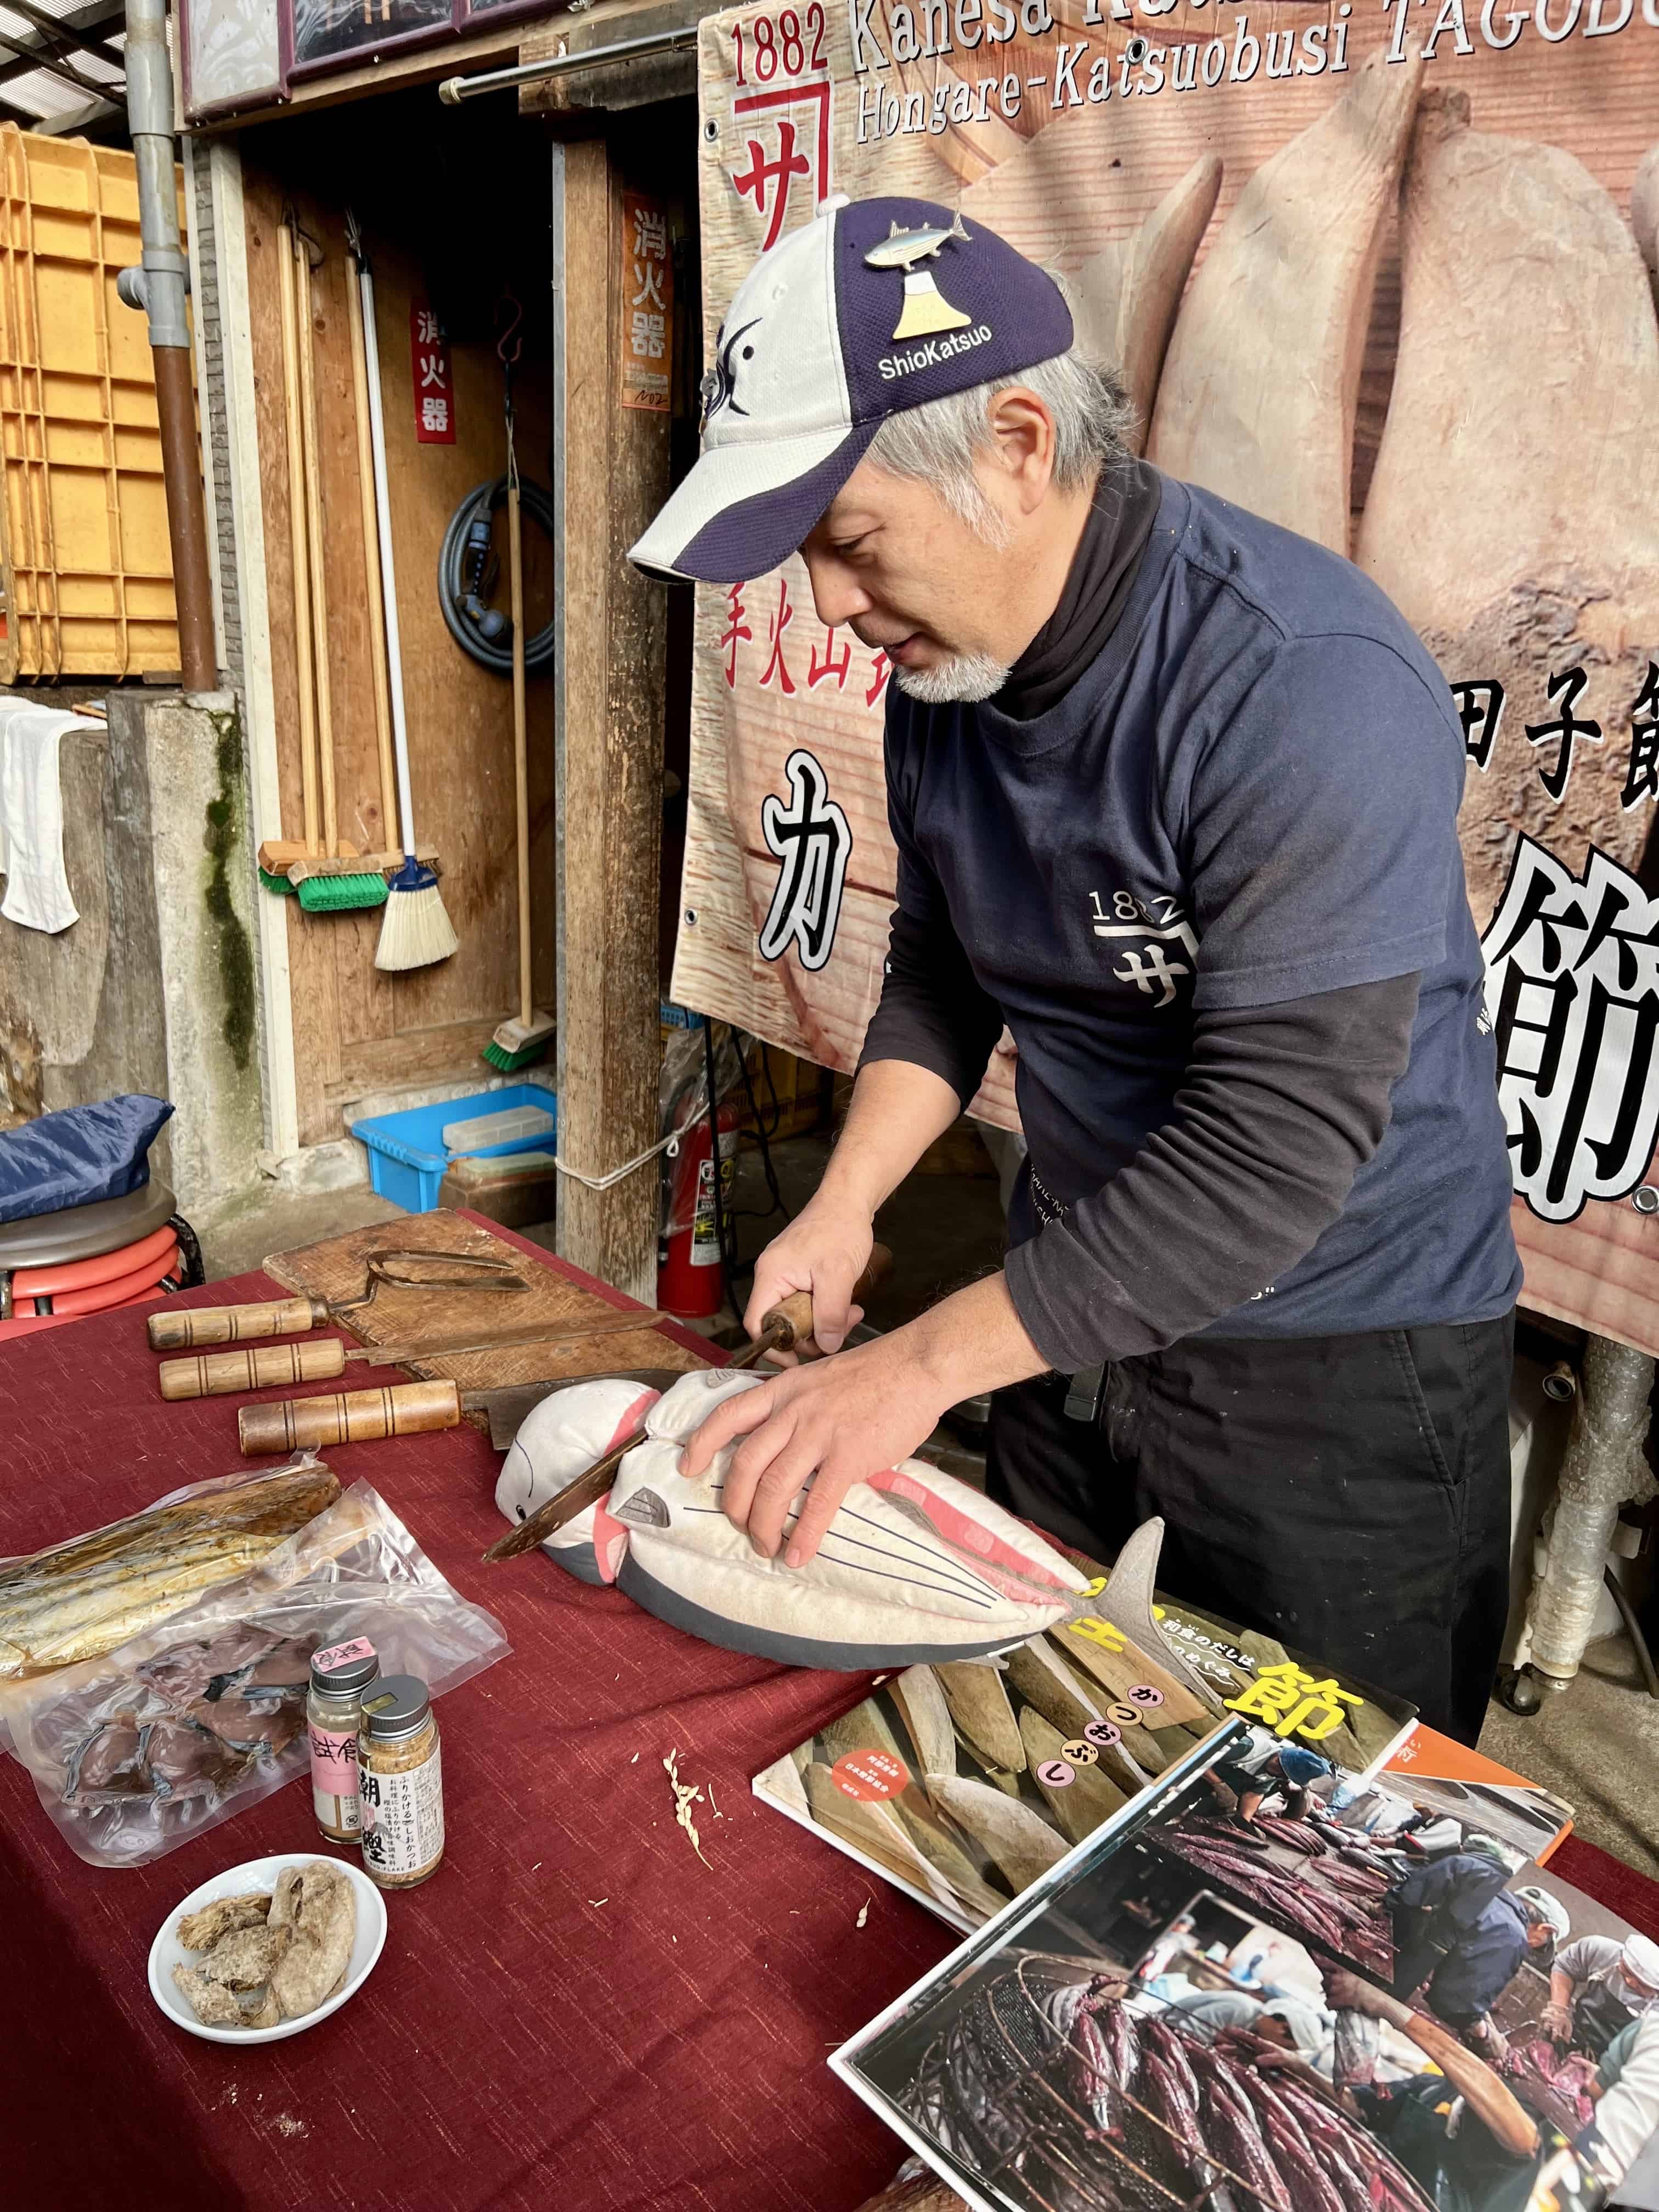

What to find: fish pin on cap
left=627, top=197, right=1073, bottom=585
left=864, top=211, right=975, bottom=341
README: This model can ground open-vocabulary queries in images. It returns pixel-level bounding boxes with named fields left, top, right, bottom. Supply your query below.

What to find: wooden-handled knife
left=482, top=1244, right=893, bottom=1564
left=237, top=1367, right=686, bottom=1455
left=156, top=1313, right=672, bottom=1400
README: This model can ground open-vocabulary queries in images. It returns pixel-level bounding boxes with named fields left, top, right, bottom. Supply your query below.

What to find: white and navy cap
left=629, top=195, right=1074, bottom=585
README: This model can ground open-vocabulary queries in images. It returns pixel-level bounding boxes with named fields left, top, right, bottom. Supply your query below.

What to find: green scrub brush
left=297, top=865, right=387, bottom=912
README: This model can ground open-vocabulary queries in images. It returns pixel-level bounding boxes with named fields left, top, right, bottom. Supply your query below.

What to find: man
left=1581, top=2010, right=1659, bottom=2198
left=1392, top=1808, right=1470, bottom=1860
left=1165, top=1986, right=1336, bottom=2073
left=1388, top=1844, right=1515, bottom=2001
left=1390, top=1871, right=1565, bottom=2049
left=631, top=196, right=1519, bottom=1743
left=1327, top=1971, right=1573, bottom=2212
left=1542, top=1931, right=1659, bottom=2059
left=1204, top=1731, right=1333, bottom=1827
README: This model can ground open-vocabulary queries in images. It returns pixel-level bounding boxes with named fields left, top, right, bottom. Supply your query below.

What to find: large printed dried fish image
left=754, top=1531, right=1415, bottom=1936
left=751, top=1579, right=1243, bottom=1930
left=1148, top=47, right=1424, bottom=551
left=1356, top=90, right=1659, bottom=924
left=1066, top=154, right=1222, bottom=449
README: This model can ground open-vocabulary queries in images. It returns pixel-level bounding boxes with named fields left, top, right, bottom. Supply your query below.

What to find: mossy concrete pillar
left=0, top=689, right=266, bottom=1217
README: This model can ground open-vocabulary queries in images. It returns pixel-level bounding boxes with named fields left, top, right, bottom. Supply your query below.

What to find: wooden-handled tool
left=156, top=1312, right=674, bottom=1400
left=240, top=1380, right=461, bottom=1453
left=723, top=1244, right=891, bottom=1370
left=150, top=1297, right=328, bottom=1350
left=147, top=1249, right=528, bottom=1351
left=482, top=1244, right=893, bottom=1564
left=237, top=1367, right=686, bottom=1455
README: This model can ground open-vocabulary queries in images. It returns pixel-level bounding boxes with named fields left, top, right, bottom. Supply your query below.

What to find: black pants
left=986, top=1317, right=1515, bottom=1746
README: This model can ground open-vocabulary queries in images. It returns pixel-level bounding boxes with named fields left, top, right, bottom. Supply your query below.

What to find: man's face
left=798, top=386, right=1076, bottom=706
left=1620, top=1963, right=1659, bottom=1999
left=800, top=459, right=1022, bottom=703
left=1526, top=1921, right=1553, bottom=1951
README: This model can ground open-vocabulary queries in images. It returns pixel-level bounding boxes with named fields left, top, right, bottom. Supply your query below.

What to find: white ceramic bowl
left=148, top=1852, right=387, bottom=2045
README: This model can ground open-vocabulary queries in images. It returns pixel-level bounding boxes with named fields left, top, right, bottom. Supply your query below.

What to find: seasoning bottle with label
left=358, top=1673, right=444, bottom=1889
left=307, top=1637, right=379, bottom=1842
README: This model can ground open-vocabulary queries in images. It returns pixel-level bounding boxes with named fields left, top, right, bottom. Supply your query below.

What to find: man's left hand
left=679, top=1330, right=953, bottom=1566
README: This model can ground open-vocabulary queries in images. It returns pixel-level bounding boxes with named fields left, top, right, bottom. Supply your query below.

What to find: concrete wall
left=0, top=690, right=266, bottom=1217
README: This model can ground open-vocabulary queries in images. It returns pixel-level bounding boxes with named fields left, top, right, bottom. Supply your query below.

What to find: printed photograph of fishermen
left=847, top=1733, right=1657, bottom=2211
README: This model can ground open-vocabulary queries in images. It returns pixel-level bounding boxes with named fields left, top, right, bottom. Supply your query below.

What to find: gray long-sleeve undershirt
left=859, top=904, right=1420, bottom=1373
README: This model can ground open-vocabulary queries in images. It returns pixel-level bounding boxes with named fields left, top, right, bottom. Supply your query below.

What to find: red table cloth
left=2, top=1227, right=1652, bottom=2209
left=2, top=1230, right=951, bottom=2210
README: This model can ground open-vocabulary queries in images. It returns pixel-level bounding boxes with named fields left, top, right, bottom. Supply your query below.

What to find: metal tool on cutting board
left=482, top=1245, right=894, bottom=1564
left=238, top=1368, right=683, bottom=1455
left=147, top=1249, right=529, bottom=1350
left=155, top=1313, right=672, bottom=1400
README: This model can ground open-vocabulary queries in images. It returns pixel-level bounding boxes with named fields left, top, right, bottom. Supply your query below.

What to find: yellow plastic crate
left=0, top=126, right=188, bottom=683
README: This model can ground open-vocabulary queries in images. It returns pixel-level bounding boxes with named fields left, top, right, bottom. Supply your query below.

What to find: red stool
left=0, top=1181, right=201, bottom=1336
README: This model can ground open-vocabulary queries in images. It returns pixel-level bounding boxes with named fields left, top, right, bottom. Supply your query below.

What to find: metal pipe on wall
left=1525, top=1332, right=1655, bottom=1688
left=124, top=0, right=216, bottom=693
left=439, top=24, right=699, bottom=104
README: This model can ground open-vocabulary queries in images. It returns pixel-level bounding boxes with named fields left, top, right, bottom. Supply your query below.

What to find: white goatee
left=894, top=651, right=1011, bottom=706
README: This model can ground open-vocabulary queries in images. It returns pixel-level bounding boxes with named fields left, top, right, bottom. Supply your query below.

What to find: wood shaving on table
left=707, top=1783, right=722, bottom=1819
left=857, top=1900, right=870, bottom=1928
left=663, top=1748, right=712, bottom=1869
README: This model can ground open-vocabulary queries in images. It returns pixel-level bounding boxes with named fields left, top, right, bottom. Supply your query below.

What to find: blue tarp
left=0, top=1094, right=174, bottom=1224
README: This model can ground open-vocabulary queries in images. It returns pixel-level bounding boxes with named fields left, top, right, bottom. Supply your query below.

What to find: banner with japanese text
left=678, top=0, right=1659, bottom=1354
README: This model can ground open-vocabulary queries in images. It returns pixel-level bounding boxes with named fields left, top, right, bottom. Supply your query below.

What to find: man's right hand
left=1539, top=2002, right=1575, bottom=2042
left=743, top=1199, right=875, bottom=1357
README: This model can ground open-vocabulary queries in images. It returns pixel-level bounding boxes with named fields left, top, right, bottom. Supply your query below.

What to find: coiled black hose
left=436, top=475, right=557, bottom=676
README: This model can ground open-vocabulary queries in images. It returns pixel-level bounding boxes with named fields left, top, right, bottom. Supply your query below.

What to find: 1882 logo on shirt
left=1088, top=889, right=1198, bottom=1011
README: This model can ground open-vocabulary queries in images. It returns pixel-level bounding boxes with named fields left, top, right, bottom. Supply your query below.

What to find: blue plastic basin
left=349, top=1084, right=558, bottom=1214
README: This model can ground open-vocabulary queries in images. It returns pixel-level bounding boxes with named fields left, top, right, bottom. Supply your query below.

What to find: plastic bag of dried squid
left=0, top=1469, right=509, bottom=1868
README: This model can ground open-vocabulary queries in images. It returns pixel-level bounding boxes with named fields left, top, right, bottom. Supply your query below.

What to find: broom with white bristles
left=351, top=217, right=458, bottom=973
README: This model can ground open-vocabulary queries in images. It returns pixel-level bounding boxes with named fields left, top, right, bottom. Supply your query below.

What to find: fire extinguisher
left=658, top=1101, right=742, bottom=1317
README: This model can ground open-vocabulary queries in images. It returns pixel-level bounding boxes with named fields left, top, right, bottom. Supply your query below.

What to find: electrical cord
left=729, top=1040, right=791, bottom=1237
left=702, top=1014, right=736, bottom=1310
left=437, top=475, right=557, bottom=675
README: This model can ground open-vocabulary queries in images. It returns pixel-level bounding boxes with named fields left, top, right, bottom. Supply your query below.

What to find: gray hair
left=867, top=348, right=1135, bottom=539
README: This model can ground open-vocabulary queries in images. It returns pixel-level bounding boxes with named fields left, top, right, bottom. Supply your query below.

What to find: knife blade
left=466, top=1367, right=687, bottom=1450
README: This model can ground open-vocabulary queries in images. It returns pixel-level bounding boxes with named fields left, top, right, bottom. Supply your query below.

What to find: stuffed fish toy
left=495, top=1370, right=1092, bottom=1669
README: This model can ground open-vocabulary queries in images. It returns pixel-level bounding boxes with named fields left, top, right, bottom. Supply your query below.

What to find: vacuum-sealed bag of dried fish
left=0, top=1476, right=508, bottom=1868
left=836, top=1735, right=1621, bottom=2212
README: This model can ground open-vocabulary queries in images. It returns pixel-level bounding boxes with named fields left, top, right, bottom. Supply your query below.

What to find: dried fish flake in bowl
left=148, top=1854, right=387, bottom=2046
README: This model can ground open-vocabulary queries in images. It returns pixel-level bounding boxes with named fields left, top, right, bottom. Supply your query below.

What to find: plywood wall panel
left=242, top=160, right=556, bottom=1145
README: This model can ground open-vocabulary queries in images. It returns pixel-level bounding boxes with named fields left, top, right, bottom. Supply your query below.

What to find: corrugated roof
left=0, top=0, right=127, bottom=135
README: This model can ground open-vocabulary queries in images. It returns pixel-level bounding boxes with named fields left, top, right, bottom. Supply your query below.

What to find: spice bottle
left=307, top=1637, right=379, bottom=1842
left=358, top=1673, right=444, bottom=1889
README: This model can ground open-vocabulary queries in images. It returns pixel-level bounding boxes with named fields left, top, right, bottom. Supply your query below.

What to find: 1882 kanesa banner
left=675, top=0, right=1659, bottom=1355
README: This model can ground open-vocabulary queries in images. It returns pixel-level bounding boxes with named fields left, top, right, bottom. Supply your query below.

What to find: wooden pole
left=276, top=222, right=319, bottom=855
left=552, top=137, right=669, bottom=1302
left=345, top=233, right=402, bottom=864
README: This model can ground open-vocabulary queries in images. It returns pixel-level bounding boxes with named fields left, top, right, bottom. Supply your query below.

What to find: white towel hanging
left=0, top=705, right=84, bottom=933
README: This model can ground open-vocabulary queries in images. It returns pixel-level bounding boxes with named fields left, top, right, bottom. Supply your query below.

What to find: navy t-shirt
left=875, top=473, right=1520, bottom=1342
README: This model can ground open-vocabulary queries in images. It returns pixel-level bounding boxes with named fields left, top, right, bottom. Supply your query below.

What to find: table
left=4, top=1227, right=1656, bottom=2211
left=2, top=1226, right=951, bottom=2210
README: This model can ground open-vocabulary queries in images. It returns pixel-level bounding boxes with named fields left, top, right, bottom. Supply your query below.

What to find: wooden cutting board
left=262, top=1209, right=711, bottom=1400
